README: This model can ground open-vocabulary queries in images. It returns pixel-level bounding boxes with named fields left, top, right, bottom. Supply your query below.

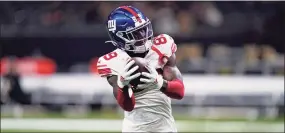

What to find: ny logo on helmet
left=108, top=20, right=116, bottom=32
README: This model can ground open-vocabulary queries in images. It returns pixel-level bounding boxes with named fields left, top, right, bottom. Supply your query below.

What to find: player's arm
left=160, top=54, right=185, bottom=100
left=139, top=55, right=185, bottom=100
left=138, top=34, right=184, bottom=100
left=106, top=75, right=135, bottom=112
left=100, top=59, right=140, bottom=112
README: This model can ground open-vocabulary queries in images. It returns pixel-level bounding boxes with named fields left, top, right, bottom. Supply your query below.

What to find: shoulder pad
left=152, top=34, right=177, bottom=58
left=97, top=49, right=130, bottom=77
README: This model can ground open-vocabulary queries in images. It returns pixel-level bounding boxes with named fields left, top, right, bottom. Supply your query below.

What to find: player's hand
left=137, top=65, right=163, bottom=90
left=117, top=60, right=141, bottom=88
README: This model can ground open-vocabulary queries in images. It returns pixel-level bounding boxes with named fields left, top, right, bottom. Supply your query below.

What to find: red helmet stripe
left=120, top=6, right=142, bottom=23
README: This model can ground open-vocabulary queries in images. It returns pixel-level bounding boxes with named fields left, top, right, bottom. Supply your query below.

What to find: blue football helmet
left=105, top=6, right=153, bottom=53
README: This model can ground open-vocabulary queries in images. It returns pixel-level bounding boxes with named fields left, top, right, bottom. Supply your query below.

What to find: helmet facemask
left=117, top=21, right=153, bottom=53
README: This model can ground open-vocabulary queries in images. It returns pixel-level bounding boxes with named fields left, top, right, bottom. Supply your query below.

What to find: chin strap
left=105, top=40, right=150, bottom=53
left=105, top=41, right=117, bottom=46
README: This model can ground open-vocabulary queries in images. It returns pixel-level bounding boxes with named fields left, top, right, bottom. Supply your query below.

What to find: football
left=128, top=57, right=149, bottom=88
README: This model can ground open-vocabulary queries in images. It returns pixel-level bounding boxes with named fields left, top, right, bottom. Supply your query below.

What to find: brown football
left=128, top=57, right=149, bottom=88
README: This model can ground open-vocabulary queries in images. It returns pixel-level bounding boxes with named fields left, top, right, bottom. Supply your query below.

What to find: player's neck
left=126, top=50, right=149, bottom=58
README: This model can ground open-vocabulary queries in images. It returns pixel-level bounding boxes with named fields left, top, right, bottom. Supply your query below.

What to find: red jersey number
left=154, top=36, right=167, bottom=45
left=103, top=52, right=118, bottom=60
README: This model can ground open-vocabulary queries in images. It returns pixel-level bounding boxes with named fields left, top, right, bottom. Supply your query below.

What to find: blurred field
left=2, top=118, right=284, bottom=132
left=1, top=119, right=284, bottom=132
left=1, top=110, right=284, bottom=132
left=1, top=108, right=284, bottom=121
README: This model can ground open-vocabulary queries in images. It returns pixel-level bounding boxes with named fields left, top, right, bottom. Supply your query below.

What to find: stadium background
left=0, top=1, right=284, bottom=132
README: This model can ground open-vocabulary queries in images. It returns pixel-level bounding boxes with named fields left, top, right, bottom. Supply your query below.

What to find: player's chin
left=134, top=42, right=144, bottom=47
left=134, top=38, right=150, bottom=47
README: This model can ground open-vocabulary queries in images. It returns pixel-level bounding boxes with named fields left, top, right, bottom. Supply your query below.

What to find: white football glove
left=117, top=60, right=141, bottom=88
left=137, top=65, right=164, bottom=90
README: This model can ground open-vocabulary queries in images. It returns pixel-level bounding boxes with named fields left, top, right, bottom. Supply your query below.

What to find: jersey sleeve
left=153, top=34, right=177, bottom=58
left=96, top=50, right=130, bottom=77
left=96, top=56, right=118, bottom=77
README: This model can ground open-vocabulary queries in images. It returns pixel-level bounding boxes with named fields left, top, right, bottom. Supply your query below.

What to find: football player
left=97, top=6, right=185, bottom=132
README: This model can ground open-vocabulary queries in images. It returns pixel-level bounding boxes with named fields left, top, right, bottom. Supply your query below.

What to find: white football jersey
left=97, top=34, right=178, bottom=132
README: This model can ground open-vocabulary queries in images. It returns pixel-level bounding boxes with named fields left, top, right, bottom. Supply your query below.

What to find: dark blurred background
left=1, top=1, right=284, bottom=75
left=0, top=2, right=284, bottom=132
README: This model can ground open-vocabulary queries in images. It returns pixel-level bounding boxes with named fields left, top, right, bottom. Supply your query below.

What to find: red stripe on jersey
left=97, top=64, right=107, bottom=68
left=171, top=43, right=177, bottom=53
left=121, top=6, right=142, bottom=23
left=151, top=46, right=165, bottom=64
left=98, top=68, right=112, bottom=75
